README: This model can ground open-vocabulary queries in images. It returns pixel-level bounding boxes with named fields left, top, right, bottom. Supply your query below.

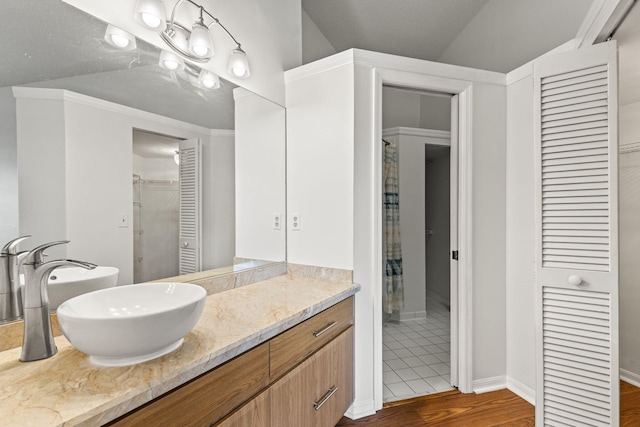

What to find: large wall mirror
left=0, top=1, right=286, bottom=294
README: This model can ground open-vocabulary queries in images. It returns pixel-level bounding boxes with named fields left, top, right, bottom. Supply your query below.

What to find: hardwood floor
left=337, top=381, right=640, bottom=426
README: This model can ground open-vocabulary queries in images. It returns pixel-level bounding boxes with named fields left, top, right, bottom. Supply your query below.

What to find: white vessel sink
left=57, top=282, right=206, bottom=366
left=47, top=266, right=119, bottom=309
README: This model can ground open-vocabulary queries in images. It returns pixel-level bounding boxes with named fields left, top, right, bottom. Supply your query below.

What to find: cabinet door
left=216, top=389, right=270, bottom=427
left=271, top=327, right=354, bottom=427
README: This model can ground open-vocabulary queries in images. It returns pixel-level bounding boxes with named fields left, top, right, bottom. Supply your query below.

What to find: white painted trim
left=344, top=398, right=376, bottom=420
left=621, top=369, right=640, bottom=388
left=11, top=87, right=213, bottom=135
left=507, top=376, right=536, bottom=406
left=473, top=376, right=507, bottom=394
left=382, top=127, right=451, bottom=143
left=285, top=49, right=505, bottom=86
left=576, top=0, right=634, bottom=47
left=371, top=67, right=474, bottom=406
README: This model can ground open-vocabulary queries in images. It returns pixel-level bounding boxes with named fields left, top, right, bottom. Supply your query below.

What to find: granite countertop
left=0, top=275, right=360, bottom=427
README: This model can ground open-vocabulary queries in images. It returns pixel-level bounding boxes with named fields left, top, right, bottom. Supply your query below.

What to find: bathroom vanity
left=0, top=275, right=359, bottom=426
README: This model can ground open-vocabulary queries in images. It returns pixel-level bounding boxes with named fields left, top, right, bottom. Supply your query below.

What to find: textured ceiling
left=302, top=0, right=489, bottom=61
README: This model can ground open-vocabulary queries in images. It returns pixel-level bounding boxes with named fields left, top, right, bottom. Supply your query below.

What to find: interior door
left=534, top=41, right=619, bottom=426
left=178, top=138, right=202, bottom=274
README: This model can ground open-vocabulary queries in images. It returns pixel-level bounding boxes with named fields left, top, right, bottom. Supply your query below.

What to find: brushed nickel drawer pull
left=313, top=386, right=338, bottom=411
left=313, top=321, right=338, bottom=337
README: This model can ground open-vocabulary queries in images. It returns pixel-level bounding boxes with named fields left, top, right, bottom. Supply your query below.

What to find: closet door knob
left=568, top=275, right=583, bottom=286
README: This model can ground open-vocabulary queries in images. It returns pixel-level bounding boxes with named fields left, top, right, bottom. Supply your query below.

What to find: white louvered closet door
left=534, top=41, right=619, bottom=427
left=178, top=138, right=202, bottom=275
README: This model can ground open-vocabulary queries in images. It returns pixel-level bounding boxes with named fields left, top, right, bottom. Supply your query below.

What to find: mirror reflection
left=0, top=1, right=286, bottom=299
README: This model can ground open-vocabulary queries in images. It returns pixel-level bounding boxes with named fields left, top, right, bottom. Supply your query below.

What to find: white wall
left=438, top=0, right=590, bottom=73
left=64, top=0, right=302, bottom=105
left=505, top=72, right=537, bottom=399
left=302, top=9, right=336, bottom=65
left=15, top=88, right=221, bottom=285
left=382, top=89, right=451, bottom=131
left=396, top=137, right=426, bottom=319
left=286, top=64, right=355, bottom=270
left=619, top=101, right=640, bottom=381
left=0, top=87, right=19, bottom=245
left=234, top=89, right=286, bottom=262
left=286, top=49, right=507, bottom=417
left=425, top=151, right=451, bottom=304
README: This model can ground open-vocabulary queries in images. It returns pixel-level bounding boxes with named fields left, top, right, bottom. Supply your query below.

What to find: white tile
left=424, top=344, right=442, bottom=354
left=393, top=348, right=414, bottom=358
left=430, top=363, right=451, bottom=375
left=418, top=354, right=440, bottom=365
left=413, top=365, right=438, bottom=378
left=383, top=350, right=398, bottom=360
left=398, top=339, right=421, bottom=348
left=437, top=343, right=450, bottom=352
left=413, top=338, right=432, bottom=346
left=386, top=359, right=409, bottom=370
left=425, top=376, right=453, bottom=392
left=429, top=336, right=447, bottom=344
left=404, top=332, right=422, bottom=339
left=408, top=346, right=429, bottom=356
left=395, top=368, right=421, bottom=381
left=406, top=378, right=435, bottom=394
left=434, top=352, right=450, bottom=363
left=403, top=356, right=425, bottom=368
left=387, top=382, right=414, bottom=397
left=383, top=361, right=393, bottom=372
left=383, top=385, right=394, bottom=400
left=384, top=370, right=402, bottom=384
left=386, top=341, right=404, bottom=350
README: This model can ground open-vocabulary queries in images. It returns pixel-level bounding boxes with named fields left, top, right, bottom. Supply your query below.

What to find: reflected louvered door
left=534, top=42, right=619, bottom=426
left=178, top=138, right=202, bottom=274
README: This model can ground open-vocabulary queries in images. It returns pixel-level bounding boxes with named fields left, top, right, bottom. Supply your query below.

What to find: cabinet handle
left=313, top=386, right=339, bottom=411
left=313, top=321, right=337, bottom=337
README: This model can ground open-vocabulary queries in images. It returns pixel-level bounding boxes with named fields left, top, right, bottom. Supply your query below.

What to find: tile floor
left=383, top=300, right=453, bottom=402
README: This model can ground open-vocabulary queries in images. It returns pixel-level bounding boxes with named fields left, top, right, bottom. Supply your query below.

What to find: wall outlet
left=117, top=213, right=129, bottom=228
left=291, top=213, right=300, bottom=231
left=273, top=213, right=282, bottom=230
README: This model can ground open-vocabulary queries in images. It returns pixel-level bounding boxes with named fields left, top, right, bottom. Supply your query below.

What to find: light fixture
left=134, top=0, right=167, bottom=31
left=228, top=46, right=250, bottom=78
left=198, top=69, right=220, bottom=89
left=134, top=0, right=251, bottom=79
left=104, top=24, right=137, bottom=50
left=159, top=50, right=185, bottom=71
left=174, top=150, right=180, bottom=165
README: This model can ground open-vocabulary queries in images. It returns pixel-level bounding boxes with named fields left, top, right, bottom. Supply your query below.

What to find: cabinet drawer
left=271, top=327, right=355, bottom=427
left=270, top=296, right=354, bottom=380
left=215, top=389, right=270, bottom=427
left=107, top=343, right=269, bottom=427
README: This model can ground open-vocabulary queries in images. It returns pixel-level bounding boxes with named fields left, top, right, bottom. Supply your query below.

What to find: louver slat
left=542, top=287, right=612, bottom=425
left=178, top=140, right=201, bottom=275
left=540, top=66, right=610, bottom=272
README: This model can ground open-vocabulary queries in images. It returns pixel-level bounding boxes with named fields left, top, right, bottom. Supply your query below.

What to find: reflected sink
left=20, top=266, right=119, bottom=310
left=57, top=282, right=206, bottom=366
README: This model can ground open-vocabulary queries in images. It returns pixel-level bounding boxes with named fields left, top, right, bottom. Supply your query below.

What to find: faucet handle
left=1, top=235, right=31, bottom=256
left=22, top=240, right=70, bottom=266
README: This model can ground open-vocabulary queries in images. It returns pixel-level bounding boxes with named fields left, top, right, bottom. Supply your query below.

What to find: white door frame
left=372, top=67, right=474, bottom=409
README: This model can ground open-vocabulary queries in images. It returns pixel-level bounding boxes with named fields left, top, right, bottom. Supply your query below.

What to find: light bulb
left=188, top=19, right=213, bottom=58
left=104, top=24, right=137, bottom=51
left=134, top=0, right=167, bottom=31
left=227, top=47, right=250, bottom=79
left=198, top=69, right=220, bottom=89
left=159, top=50, right=184, bottom=71
left=142, top=12, right=162, bottom=29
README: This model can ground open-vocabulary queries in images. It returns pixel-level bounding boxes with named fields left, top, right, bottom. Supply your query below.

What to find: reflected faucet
left=20, top=240, right=96, bottom=362
left=1, top=236, right=30, bottom=322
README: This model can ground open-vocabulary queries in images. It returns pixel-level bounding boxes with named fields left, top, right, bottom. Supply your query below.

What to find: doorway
left=380, top=88, right=456, bottom=402
left=132, top=129, right=183, bottom=282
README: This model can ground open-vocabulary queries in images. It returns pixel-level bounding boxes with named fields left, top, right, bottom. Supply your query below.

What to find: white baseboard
left=621, top=369, right=640, bottom=388
left=473, top=375, right=506, bottom=394
left=391, top=310, right=427, bottom=321
left=344, top=398, right=376, bottom=420
left=506, top=376, right=536, bottom=406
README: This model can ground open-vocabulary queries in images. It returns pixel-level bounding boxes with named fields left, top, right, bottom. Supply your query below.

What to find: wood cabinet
left=106, top=296, right=354, bottom=427
left=271, top=327, right=354, bottom=427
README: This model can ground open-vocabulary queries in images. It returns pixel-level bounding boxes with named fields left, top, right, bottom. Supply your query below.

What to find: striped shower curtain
left=383, top=141, right=404, bottom=314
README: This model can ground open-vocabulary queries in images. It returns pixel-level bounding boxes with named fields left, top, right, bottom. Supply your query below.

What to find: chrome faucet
left=1, top=236, right=30, bottom=323
left=20, top=240, right=96, bottom=362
